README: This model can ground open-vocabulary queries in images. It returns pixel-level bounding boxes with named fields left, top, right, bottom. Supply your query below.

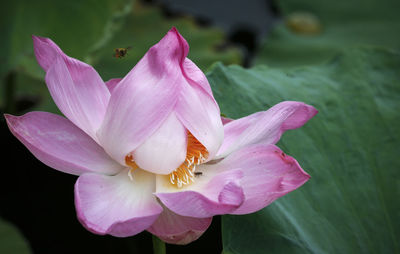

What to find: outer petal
left=33, top=36, right=110, bottom=141
left=5, top=112, right=122, bottom=176
left=97, top=28, right=185, bottom=164
left=133, top=113, right=187, bottom=175
left=216, top=101, right=317, bottom=158
left=218, top=144, right=310, bottom=214
left=32, top=35, right=63, bottom=71
left=156, top=168, right=244, bottom=218
left=75, top=169, right=163, bottom=237
left=105, top=78, right=122, bottom=93
left=147, top=205, right=212, bottom=245
left=174, top=57, right=223, bottom=161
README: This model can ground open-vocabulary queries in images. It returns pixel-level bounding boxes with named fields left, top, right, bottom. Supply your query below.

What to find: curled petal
left=5, top=112, right=122, bottom=176
left=156, top=168, right=244, bottom=218
left=133, top=113, right=187, bottom=175
left=217, top=144, right=310, bottom=214
left=33, top=36, right=110, bottom=141
left=147, top=205, right=212, bottom=245
left=75, top=169, right=162, bottom=237
left=176, top=57, right=224, bottom=160
left=216, top=101, right=317, bottom=158
left=98, top=28, right=186, bottom=164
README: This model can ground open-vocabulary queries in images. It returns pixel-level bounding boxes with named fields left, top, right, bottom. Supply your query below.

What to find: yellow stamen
left=169, top=132, right=208, bottom=188
left=125, top=155, right=139, bottom=181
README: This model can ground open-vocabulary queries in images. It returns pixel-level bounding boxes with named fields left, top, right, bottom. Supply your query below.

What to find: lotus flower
left=5, top=28, right=317, bottom=244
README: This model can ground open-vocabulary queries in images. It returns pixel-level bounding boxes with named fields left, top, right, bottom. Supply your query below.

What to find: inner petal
left=133, top=112, right=187, bottom=175
left=169, top=132, right=209, bottom=188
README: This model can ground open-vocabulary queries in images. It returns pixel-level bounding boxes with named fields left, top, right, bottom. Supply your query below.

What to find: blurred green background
left=0, top=0, right=399, bottom=253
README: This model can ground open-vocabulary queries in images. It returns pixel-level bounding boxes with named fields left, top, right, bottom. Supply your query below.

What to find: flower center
left=169, top=132, right=209, bottom=188
left=124, top=132, right=208, bottom=187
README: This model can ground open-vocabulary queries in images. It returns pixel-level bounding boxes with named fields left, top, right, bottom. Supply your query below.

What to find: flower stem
left=152, top=235, right=166, bottom=254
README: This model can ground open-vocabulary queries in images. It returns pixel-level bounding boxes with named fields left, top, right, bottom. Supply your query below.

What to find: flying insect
left=114, top=47, right=131, bottom=58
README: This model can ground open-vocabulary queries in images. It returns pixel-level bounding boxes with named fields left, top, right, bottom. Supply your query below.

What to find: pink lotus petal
left=97, top=28, right=185, bottom=164
left=105, top=78, right=122, bottom=93
left=147, top=205, right=212, bottom=245
left=175, top=79, right=224, bottom=160
left=33, top=36, right=110, bottom=141
left=5, top=112, right=122, bottom=175
left=75, top=169, right=163, bottom=237
left=32, top=35, right=63, bottom=72
left=218, top=144, right=310, bottom=214
left=216, top=101, right=317, bottom=158
left=134, top=113, right=187, bottom=174
left=156, top=168, right=244, bottom=218
left=175, top=54, right=224, bottom=160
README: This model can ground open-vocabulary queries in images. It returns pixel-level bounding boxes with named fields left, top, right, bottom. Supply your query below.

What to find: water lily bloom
left=5, top=27, right=317, bottom=244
